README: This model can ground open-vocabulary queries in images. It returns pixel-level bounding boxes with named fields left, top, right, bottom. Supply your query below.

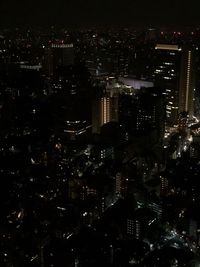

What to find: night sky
left=0, top=0, right=200, bottom=28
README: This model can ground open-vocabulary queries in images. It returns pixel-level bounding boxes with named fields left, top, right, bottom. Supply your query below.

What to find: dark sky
left=0, top=0, right=200, bottom=28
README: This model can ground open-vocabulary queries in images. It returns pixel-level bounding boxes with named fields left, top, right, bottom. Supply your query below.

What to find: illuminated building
left=179, top=48, right=195, bottom=117
left=92, top=94, right=118, bottom=133
left=154, top=44, right=195, bottom=125
left=101, top=97, right=110, bottom=125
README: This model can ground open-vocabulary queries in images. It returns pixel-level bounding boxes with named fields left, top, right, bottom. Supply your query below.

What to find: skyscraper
left=43, top=43, right=74, bottom=76
left=118, top=87, right=165, bottom=142
left=154, top=44, right=195, bottom=126
left=51, top=43, right=74, bottom=69
left=179, top=47, right=195, bottom=117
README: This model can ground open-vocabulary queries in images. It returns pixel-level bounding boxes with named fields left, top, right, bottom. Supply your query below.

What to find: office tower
left=43, top=43, right=74, bottom=76
left=17, top=63, right=43, bottom=97
left=118, top=87, right=165, bottom=142
left=154, top=44, right=195, bottom=126
left=154, top=44, right=181, bottom=125
left=52, top=43, right=74, bottom=68
left=179, top=48, right=195, bottom=117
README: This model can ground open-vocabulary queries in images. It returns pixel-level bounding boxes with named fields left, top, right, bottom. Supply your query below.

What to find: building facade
left=154, top=44, right=195, bottom=126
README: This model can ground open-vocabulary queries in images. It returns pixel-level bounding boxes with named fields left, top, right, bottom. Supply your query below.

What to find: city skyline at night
left=1, top=1, right=200, bottom=266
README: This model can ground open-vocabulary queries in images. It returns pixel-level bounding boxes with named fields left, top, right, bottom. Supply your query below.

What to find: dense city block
left=0, top=27, right=200, bottom=266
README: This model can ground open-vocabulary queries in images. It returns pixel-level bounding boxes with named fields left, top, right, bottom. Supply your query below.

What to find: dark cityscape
left=1, top=1, right=200, bottom=267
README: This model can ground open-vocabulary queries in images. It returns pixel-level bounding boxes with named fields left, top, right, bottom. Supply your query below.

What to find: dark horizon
left=0, top=0, right=200, bottom=29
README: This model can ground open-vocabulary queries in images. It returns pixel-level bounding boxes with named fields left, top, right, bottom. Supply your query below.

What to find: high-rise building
left=92, top=94, right=118, bottom=133
left=118, top=87, right=165, bottom=142
left=179, top=48, right=195, bottom=117
left=154, top=44, right=195, bottom=125
left=101, top=97, right=111, bottom=125
left=17, top=63, right=44, bottom=97
left=52, top=43, right=74, bottom=69
left=43, top=43, right=74, bottom=76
